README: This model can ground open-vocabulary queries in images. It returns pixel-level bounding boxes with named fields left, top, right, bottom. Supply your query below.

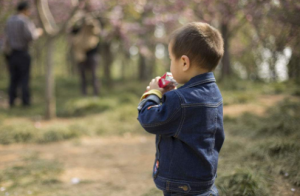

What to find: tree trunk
left=148, top=57, right=156, bottom=78
left=102, top=42, right=112, bottom=86
left=33, top=40, right=44, bottom=76
left=68, top=46, right=77, bottom=76
left=121, top=52, right=130, bottom=80
left=45, top=37, right=56, bottom=119
left=121, top=55, right=126, bottom=80
left=148, top=44, right=156, bottom=78
left=221, top=23, right=232, bottom=78
left=288, top=50, right=300, bottom=83
left=138, top=53, right=147, bottom=81
left=269, top=52, right=278, bottom=82
left=34, top=0, right=83, bottom=120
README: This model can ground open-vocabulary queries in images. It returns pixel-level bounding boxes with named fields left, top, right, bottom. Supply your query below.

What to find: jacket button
left=178, top=185, right=188, bottom=191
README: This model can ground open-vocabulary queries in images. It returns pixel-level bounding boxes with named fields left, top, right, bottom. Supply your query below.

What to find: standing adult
left=69, top=13, right=101, bottom=96
left=4, top=1, right=43, bottom=107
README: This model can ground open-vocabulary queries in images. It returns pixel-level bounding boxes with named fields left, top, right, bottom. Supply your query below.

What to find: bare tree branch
left=58, top=0, right=85, bottom=35
left=227, top=16, right=247, bottom=39
left=41, top=0, right=57, bottom=30
left=34, top=0, right=84, bottom=36
left=34, top=0, right=58, bottom=36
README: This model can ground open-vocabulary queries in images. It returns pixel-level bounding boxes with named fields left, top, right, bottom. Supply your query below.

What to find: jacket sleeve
left=137, top=90, right=182, bottom=137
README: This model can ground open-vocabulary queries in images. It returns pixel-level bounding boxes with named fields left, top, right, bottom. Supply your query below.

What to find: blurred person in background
left=3, top=1, right=43, bottom=107
left=69, top=12, right=101, bottom=96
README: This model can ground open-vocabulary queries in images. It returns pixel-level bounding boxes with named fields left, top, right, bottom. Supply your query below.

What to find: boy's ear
left=181, top=55, right=190, bottom=71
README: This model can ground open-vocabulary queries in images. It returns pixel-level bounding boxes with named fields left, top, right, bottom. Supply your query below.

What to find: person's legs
left=20, top=52, right=31, bottom=106
left=88, top=53, right=100, bottom=96
left=8, top=64, right=18, bottom=107
left=8, top=52, right=19, bottom=107
left=4, top=54, right=10, bottom=71
left=78, top=62, right=87, bottom=95
left=209, top=184, right=218, bottom=196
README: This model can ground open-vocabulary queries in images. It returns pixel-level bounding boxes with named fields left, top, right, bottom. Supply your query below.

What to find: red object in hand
left=158, top=72, right=178, bottom=88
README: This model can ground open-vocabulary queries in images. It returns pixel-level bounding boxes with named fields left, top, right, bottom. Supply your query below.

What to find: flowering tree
left=34, top=0, right=84, bottom=119
left=277, top=0, right=300, bottom=82
left=188, top=0, right=266, bottom=79
left=1, top=0, right=300, bottom=117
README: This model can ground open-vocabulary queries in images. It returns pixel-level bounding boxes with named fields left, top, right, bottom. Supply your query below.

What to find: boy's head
left=168, top=22, right=224, bottom=84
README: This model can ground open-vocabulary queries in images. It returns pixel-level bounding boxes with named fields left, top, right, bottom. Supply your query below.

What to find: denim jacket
left=137, top=72, right=225, bottom=194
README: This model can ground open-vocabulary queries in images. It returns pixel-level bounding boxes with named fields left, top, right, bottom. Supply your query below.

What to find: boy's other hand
left=146, top=77, right=176, bottom=94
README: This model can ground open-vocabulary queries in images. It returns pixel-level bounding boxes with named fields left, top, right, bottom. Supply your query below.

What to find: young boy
left=137, top=22, right=225, bottom=196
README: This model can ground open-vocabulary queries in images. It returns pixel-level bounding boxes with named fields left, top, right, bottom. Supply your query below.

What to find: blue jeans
left=163, top=184, right=218, bottom=196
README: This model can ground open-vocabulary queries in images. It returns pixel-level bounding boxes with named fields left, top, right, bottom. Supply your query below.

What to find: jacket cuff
left=137, top=94, right=161, bottom=111
left=140, top=89, right=163, bottom=101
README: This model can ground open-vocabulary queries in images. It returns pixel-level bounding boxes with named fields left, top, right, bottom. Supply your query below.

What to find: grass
left=218, top=98, right=300, bottom=195
left=0, top=76, right=147, bottom=144
left=0, top=153, right=63, bottom=192
left=142, top=188, right=162, bottom=196
left=220, top=78, right=300, bottom=105
left=0, top=75, right=300, bottom=195
left=218, top=169, right=269, bottom=196
left=0, top=120, right=88, bottom=144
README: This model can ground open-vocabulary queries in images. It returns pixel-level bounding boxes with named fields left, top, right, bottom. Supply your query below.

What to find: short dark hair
left=17, top=1, right=29, bottom=12
left=170, top=22, right=224, bottom=71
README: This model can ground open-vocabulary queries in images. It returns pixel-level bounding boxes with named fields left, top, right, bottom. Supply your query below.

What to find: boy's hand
left=146, top=77, right=176, bottom=94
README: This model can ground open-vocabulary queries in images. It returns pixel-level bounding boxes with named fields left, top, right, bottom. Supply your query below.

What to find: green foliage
left=118, top=92, right=139, bottom=104
left=259, top=139, right=300, bottom=186
left=257, top=99, right=300, bottom=137
left=219, top=79, right=260, bottom=105
left=261, top=81, right=300, bottom=96
left=0, top=153, right=63, bottom=189
left=1, top=76, right=299, bottom=194
left=0, top=124, right=36, bottom=145
left=292, top=88, right=300, bottom=96
left=266, top=140, right=299, bottom=157
left=223, top=98, right=300, bottom=189
left=0, top=77, right=146, bottom=145
left=219, top=77, right=250, bottom=91
left=220, top=80, right=299, bottom=106
left=60, top=97, right=116, bottom=117
left=0, top=123, right=86, bottom=145
left=223, top=93, right=256, bottom=105
left=262, top=82, right=287, bottom=95
left=218, top=169, right=269, bottom=196
left=142, top=188, right=162, bottom=196
left=37, top=125, right=83, bottom=143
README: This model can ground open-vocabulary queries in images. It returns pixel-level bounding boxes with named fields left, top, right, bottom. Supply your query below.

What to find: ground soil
left=0, top=94, right=299, bottom=196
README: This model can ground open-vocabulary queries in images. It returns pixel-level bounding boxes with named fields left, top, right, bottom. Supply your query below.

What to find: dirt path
left=0, top=94, right=297, bottom=196
left=223, top=94, right=286, bottom=117
left=0, top=135, right=157, bottom=196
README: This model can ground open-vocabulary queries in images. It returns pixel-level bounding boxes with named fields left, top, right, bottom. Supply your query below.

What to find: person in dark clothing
left=4, top=1, right=42, bottom=107
left=69, top=14, right=101, bottom=96
left=8, top=51, right=31, bottom=106
left=78, top=45, right=100, bottom=96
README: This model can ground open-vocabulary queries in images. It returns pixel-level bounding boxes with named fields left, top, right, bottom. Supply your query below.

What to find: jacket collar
left=179, top=72, right=216, bottom=89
